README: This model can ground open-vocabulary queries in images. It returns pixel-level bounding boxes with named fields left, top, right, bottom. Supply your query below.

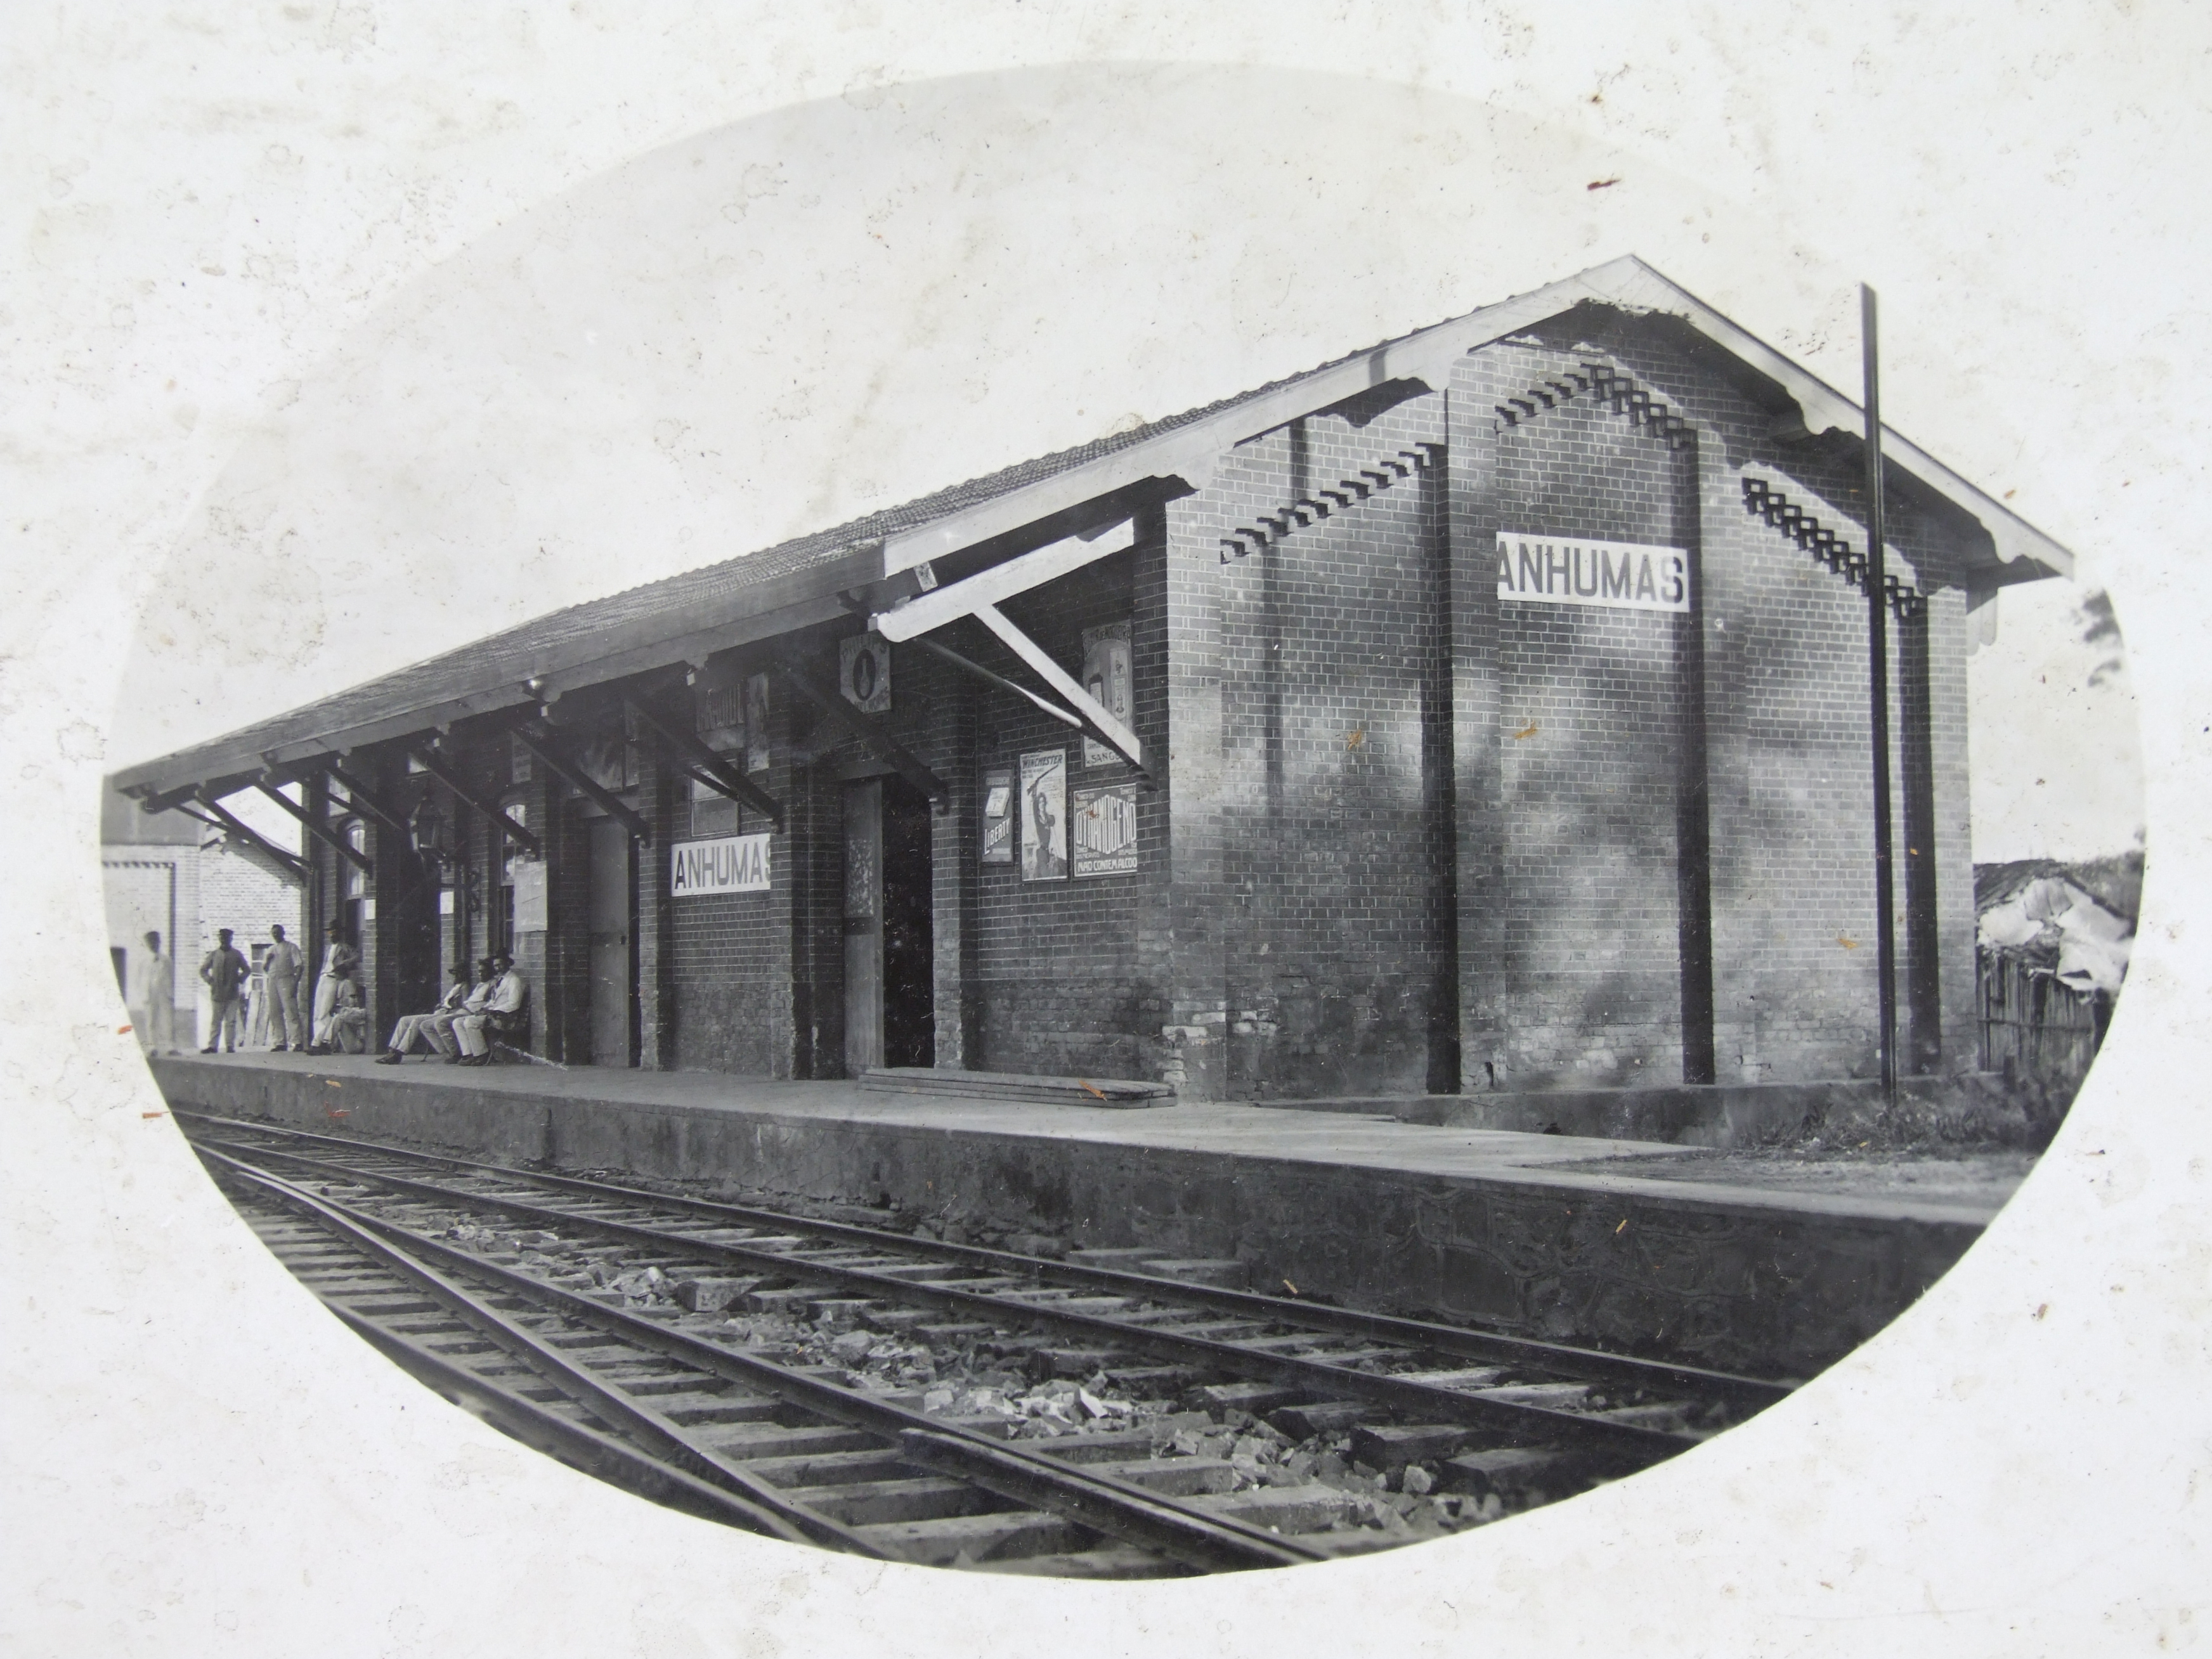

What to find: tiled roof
left=115, top=322, right=1420, bottom=791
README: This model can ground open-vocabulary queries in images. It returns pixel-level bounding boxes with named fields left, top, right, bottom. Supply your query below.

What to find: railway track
left=183, top=1112, right=1795, bottom=1577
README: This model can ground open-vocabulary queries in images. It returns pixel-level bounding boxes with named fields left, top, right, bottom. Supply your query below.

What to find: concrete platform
left=149, top=1054, right=2021, bottom=1379
left=1256, top=1074, right=2029, bottom=1148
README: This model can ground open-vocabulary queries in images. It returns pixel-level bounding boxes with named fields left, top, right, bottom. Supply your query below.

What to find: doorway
left=587, top=814, right=638, bottom=1065
left=843, top=776, right=934, bottom=1074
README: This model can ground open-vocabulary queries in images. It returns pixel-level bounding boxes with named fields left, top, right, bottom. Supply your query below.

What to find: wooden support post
left=1863, top=283, right=1900, bottom=1105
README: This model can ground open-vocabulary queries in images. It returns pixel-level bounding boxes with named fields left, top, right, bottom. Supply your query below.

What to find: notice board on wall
left=511, top=861, right=547, bottom=932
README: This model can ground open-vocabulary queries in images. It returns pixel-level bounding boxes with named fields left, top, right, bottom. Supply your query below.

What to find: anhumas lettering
left=670, top=832, right=772, bottom=896
left=1495, top=533, right=1691, bottom=614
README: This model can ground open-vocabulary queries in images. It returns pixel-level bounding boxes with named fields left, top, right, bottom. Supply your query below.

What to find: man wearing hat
left=197, top=928, right=249, bottom=1053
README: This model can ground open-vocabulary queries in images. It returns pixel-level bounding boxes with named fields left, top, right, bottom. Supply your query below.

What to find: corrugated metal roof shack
left=110, top=258, right=2072, bottom=1100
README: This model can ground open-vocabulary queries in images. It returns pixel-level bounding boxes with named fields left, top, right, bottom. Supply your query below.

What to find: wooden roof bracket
left=129, top=779, right=212, bottom=817
left=254, top=779, right=374, bottom=875
left=510, top=724, right=654, bottom=846
left=193, top=788, right=308, bottom=885
left=315, top=760, right=412, bottom=836
left=968, top=603, right=1148, bottom=780
left=904, top=634, right=1083, bottom=733
left=781, top=664, right=949, bottom=811
left=869, top=517, right=1148, bottom=779
left=621, top=696, right=785, bottom=833
left=406, top=745, right=543, bottom=857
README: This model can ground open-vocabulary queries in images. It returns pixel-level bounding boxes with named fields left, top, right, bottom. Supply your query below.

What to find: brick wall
left=957, top=549, right=1157, bottom=1080
left=1183, top=399, right=1457, bottom=1098
left=667, top=685, right=798, bottom=1073
left=1455, top=342, right=1703, bottom=1088
left=1557, top=315, right=1975, bottom=1081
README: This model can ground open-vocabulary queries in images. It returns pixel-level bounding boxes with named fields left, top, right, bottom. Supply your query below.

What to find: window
left=342, top=820, right=367, bottom=899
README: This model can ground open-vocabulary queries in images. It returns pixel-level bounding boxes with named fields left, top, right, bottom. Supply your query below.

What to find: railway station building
left=110, top=258, right=2071, bottom=1103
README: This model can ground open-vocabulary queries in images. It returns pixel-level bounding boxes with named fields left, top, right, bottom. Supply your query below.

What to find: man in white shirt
left=451, top=952, right=527, bottom=1066
left=140, top=931, right=178, bottom=1055
left=264, top=923, right=306, bottom=1051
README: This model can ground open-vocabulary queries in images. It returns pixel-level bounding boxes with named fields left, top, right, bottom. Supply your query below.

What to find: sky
left=1967, top=576, right=2144, bottom=862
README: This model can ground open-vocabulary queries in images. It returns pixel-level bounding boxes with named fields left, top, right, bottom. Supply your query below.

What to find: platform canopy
left=109, top=256, right=2072, bottom=803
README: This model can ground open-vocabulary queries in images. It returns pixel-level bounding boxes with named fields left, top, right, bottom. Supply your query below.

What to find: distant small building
left=1974, top=856, right=2137, bottom=1084
left=101, top=787, right=304, bottom=1049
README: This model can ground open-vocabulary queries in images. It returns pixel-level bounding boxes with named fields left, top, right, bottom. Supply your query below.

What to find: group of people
left=375, top=954, right=528, bottom=1067
left=177, top=921, right=368, bottom=1055
left=136, top=923, right=526, bottom=1065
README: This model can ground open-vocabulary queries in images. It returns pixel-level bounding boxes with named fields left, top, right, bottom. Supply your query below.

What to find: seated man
left=375, top=961, right=474, bottom=1065
left=451, top=951, right=527, bottom=1067
left=313, top=965, right=369, bottom=1055
left=303, top=930, right=360, bottom=1057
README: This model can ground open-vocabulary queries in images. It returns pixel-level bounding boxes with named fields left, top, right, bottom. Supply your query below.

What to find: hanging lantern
left=408, top=793, right=448, bottom=862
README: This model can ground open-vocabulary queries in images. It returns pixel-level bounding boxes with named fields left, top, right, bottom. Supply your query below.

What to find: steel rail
left=309, top=1254, right=832, bottom=1535
left=202, top=1144, right=1322, bottom=1572
left=216, top=1156, right=876, bottom=1554
left=193, top=1126, right=1697, bottom=1458
left=177, top=1110, right=1788, bottom=1405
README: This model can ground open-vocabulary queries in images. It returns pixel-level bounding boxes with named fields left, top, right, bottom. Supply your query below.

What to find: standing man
left=140, top=930, right=178, bottom=1055
left=264, top=923, right=305, bottom=1051
left=198, top=928, right=249, bottom=1054
left=306, top=921, right=359, bottom=1055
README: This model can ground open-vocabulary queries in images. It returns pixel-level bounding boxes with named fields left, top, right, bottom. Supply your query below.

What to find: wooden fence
left=1977, top=947, right=2107, bottom=1086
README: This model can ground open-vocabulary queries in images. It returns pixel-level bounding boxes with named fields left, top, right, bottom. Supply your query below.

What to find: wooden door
left=880, top=776, right=935, bottom=1069
left=843, top=779, right=883, bottom=1075
left=587, top=815, right=635, bottom=1065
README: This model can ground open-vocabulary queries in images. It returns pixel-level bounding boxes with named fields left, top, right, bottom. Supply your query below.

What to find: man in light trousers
left=264, top=923, right=305, bottom=1051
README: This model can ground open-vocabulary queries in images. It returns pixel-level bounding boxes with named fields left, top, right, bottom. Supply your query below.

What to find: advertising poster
left=1080, top=620, right=1134, bottom=768
left=1018, top=748, right=1067, bottom=882
left=980, top=767, right=1013, bottom=864
left=1071, top=781, right=1139, bottom=876
left=511, top=859, right=549, bottom=930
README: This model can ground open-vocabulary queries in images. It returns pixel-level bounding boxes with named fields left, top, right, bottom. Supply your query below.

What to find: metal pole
left=1862, top=284, right=1899, bottom=1102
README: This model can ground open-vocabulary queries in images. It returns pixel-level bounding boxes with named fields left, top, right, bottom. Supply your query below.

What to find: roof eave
left=1587, top=258, right=2075, bottom=584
